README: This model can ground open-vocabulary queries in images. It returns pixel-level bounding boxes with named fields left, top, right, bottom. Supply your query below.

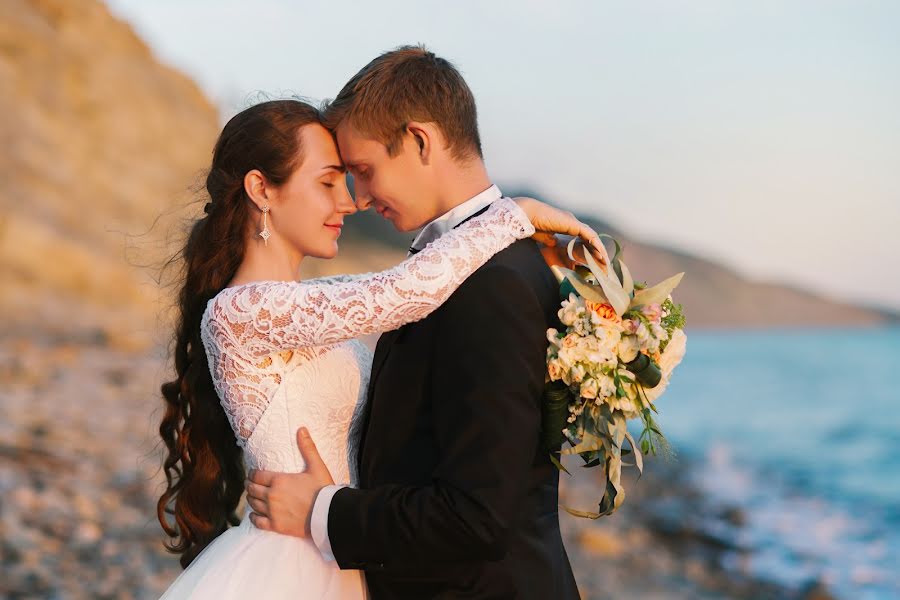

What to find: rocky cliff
left=0, top=0, right=219, bottom=346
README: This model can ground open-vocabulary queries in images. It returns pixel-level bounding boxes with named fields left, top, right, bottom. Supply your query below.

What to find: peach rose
left=587, top=301, right=619, bottom=322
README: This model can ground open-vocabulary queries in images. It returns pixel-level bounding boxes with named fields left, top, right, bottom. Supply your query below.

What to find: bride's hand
left=512, top=197, right=608, bottom=271
left=539, top=235, right=611, bottom=275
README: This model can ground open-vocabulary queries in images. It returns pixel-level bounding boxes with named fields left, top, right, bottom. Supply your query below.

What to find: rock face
left=0, top=0, right=219, bottom=346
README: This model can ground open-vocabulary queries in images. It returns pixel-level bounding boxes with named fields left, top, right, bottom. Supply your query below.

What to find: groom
left=246, top=46, right=579, bottom=599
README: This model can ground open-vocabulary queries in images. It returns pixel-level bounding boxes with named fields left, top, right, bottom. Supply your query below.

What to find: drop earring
left=259, top=205, right=271, bottom=245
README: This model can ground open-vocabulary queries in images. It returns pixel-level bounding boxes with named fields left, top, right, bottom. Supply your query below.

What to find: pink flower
left=641, top=303, right=662, bottom=322
left=623, top=318, right=639, bottom=335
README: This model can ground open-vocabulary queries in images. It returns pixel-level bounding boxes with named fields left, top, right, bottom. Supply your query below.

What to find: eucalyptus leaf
left=583, top=249, right=630, bottom=316
left=566, top=237, right=580, bottom=264
left=630, top=272, right=685, bottom=309
left=549, top=452, right=571, bottom=475
left=562, top=505, right=603, bottom=519
left=598, top=454, right=625, bottom=516
left=565, top=273, right=610, bottom=304
left=624, top=430, right=643, bottom=475
left=598, top=234, right=624, bottom=284
left=562, top=432, right=606, bottom=455
left=607, top=414, right=627, bottom=448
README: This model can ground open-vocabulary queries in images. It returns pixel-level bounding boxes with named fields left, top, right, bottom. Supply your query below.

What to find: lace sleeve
left=204, top=197, right=534, bottom=358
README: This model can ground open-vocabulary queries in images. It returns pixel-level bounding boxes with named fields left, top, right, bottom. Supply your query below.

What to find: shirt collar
left=409, top=184, right=502, bottom=254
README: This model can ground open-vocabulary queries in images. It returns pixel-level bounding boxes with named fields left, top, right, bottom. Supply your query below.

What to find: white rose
left=557, top=347, right=575, bottom=369
left=562, top=333, right=580, bottom=349
left=547, top=359, right=564, bottom=382
left=617, top=334, right=641, bottom=363
left=546, top=328, right=562, bottom=347
left=635, top=320, right=650, bottom=345
left=580, top=377, right=600, bottom=399
left=558, top=294, right=586, bottom=327
left=598, top=374, right=617, bottom=399
left=594, top=323, right=621, bottom=349
left=570, top=364, right=587, bottom=383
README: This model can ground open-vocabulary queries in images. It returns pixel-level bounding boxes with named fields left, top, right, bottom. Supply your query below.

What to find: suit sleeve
left=328, top=264, right=549, bottom=570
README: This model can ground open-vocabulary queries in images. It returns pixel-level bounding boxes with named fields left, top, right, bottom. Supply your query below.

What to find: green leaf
left=630, top=272, right=685, bottom=309
left=562, top=505, right=603, bottom=519
left=566, top=274, right=610, bottom=304
left=597, top=454, right=625, bottom=516
left=554, top=266, right=610, bottom=304
left=624, top=430, right=643, bottom=475
left=549, top=452, right=571, bottom=475
left=597, top=234, right=625, bottom=286
left=583, top=246, right=630, bottom=316
left=562, top=432, right=606, bottom=455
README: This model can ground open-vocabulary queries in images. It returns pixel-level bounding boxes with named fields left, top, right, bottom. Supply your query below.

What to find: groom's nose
left=355, top=182, right=374, bottom=211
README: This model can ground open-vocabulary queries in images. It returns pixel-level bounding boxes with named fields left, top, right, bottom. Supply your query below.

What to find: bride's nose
left=337, top=183, right=358, bottom=215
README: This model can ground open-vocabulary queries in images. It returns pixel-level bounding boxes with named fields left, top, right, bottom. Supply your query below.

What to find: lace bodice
left=199, top=198, right=534, bottom=481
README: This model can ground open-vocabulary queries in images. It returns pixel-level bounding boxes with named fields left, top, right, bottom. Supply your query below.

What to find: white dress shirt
left=310, top=184, right=503, bottom=562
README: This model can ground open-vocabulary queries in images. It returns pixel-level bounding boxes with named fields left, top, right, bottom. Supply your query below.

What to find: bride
left=156, top=99, right=598, bottom=598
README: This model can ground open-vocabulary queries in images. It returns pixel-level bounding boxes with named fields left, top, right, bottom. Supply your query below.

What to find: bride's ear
left=244, top=169, right=272, bottom=210
left=406, top=121, right=433, bottom=165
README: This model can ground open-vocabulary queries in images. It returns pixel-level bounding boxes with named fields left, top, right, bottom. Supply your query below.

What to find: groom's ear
left=406, top=121, right=432, bottom=165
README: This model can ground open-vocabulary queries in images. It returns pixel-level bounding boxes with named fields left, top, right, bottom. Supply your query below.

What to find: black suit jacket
left=329, top=232, right=579, bottom=600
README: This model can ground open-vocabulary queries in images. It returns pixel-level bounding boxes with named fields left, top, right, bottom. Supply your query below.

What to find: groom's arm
left=328, top=263, right=548, bottom=570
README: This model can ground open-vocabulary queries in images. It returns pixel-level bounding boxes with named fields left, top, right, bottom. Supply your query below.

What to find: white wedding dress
left=159, top=198, right=534, bottom=599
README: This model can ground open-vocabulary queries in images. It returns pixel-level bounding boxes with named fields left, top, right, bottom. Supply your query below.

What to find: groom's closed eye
left=349, top=165, right=370, bottom=181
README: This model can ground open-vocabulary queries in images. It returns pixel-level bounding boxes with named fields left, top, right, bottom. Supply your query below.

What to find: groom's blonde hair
left=323, top=45, right=482, bottom=161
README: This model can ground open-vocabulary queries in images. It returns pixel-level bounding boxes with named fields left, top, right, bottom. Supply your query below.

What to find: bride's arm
left=205, top=198, right=535, bottom=358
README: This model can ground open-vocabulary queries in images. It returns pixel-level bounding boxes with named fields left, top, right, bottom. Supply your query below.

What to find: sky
left=106, top=0, right=900, bottom=310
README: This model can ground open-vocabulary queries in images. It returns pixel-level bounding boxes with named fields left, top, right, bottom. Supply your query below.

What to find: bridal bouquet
left=543, top=237, right=687, bottom=518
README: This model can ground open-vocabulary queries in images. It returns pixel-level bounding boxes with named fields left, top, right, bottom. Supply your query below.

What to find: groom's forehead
left=335, top=125, right=384, bottom=164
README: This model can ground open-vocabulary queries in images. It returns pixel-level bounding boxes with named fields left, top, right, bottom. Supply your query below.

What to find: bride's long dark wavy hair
left=157, top=99, right=322, bottom=568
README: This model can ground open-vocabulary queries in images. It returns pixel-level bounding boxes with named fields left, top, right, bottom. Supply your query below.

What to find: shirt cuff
left=310, top=484, right=347, bottom=562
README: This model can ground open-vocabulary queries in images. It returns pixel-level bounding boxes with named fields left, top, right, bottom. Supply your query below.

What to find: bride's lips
left=324, top=223, right=343, bottom=234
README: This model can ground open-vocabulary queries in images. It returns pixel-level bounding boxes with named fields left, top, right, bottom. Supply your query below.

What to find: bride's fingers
left=576, top=234, right=609, bottom=265
left=543, top=218, right=601, bottom=254
left=575, top=225, right=603, bottom=258
left=531, top=232, right=557, bottom=247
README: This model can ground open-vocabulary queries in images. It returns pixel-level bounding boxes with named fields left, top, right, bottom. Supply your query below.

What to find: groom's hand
left=245, top=427, right=335, bottom=538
